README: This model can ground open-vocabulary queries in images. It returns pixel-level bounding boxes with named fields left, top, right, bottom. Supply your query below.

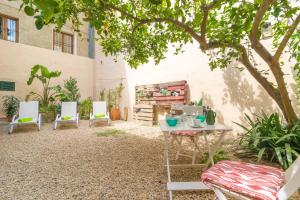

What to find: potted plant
left=2, top=95, right=20, bottom=122
left=26, top=64, right=61, bottom=122
left=108, top=83, right=124, bottom=120
left=99, top=89, right=106, bottom=101
left=79, top=97, right=92, bottom=120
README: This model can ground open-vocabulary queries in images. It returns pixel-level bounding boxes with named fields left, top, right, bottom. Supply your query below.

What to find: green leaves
left=35, top=17, right=44, bottom=30
left=24, top=6, right=35, bottom=16
left=27, top=65, right=61, bottom=85
left=2, top=95, right=20, bottom=118
left=56, top=77, right=81, bottom=102
left=26, top=64, right=61, bottom=108
left=237, top=113, right=300, bottom=169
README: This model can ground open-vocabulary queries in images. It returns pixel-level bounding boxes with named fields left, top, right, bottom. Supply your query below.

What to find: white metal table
left=159, top=120, right=232, bottom=200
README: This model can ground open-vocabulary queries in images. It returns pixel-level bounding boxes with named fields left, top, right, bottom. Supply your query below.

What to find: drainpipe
left=88, top=24, right=95, bottom=59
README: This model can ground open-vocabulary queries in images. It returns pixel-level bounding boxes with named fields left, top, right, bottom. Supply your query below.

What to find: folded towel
left=62, top=116, right=72, bottom=121
left=95, top=114, right=106, bottom=118
left=18, top=117, right=33, bottom=123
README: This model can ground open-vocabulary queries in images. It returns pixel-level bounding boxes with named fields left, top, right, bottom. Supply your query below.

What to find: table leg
left=204, top=131, right=227, bottom=168
left=204, top=132, right=214, bottom=166
left=163, top=131, right=173, bottom=200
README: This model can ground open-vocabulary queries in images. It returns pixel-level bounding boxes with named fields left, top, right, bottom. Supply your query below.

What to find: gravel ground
left=0, top=121, right=215, bottom=200
left=0, top=120, right=298, bottom=200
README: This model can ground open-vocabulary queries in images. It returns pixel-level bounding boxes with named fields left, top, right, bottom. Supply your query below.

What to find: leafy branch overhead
left=19, top=0, right=300, bottom=123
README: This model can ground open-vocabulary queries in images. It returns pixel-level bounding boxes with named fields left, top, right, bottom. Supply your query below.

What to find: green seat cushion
left=62, top=116, right=72, bottom=121
left=95, top=113, right=106, bottom=118
left=18, top=117, right=33, bottom=123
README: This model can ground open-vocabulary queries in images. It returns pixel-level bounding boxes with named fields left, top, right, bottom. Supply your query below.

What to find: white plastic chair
left=9, top=101, right=41, bottom=133
left=203, top=156, right=300, bottom=200
left=89, top=101, right=110, bottom=127
left=53, top=102, right=79, bottom=130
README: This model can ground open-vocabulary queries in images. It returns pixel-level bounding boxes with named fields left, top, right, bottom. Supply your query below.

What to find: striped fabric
left=201, top=160, right=284, bottom=200
left=171, top=131, right=197, bottom=136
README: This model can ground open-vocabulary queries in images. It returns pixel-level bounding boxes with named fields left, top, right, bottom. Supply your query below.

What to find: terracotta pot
left=6, top=116, right=12, bottom=122
left=110, top=108, right=121, bottom=121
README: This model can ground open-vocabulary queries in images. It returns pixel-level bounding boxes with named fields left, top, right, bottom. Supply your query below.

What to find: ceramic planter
left=110, top=108, right=121, bottom=121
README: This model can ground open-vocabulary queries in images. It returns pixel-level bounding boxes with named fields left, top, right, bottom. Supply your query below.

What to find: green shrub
left=79, top=97, right=92, bottom=119
left=56, top=77, right=81, bottom=102
left=2, top=95, right=20, bottom=118
left=236, top=113, right=300, bottom=169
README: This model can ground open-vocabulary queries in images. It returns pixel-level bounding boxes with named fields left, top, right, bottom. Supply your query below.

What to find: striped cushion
left=201, top=160, right=284, bottom=200
left=172, top=131, right=197, bottom=136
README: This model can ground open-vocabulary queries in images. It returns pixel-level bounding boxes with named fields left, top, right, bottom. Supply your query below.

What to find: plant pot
left=6, top=116, right=12, bottom=122
left=110, top=108, right=121, bottom=121
left=41, top=111, right=55, bottom=123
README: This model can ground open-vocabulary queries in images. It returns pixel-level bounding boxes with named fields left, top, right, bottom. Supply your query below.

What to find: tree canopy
left=18, top=0, right=300, bottom=123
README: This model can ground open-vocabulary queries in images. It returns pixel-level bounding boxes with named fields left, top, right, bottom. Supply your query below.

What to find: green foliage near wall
left=236, top=113, right=300, bottom=169
left=56, top=77, right=81, bottom=102
left=1, top=95, right=20, bottom=118
left=79, top=97, right=92, bottom=119
left=26, top=64, right=61, bottom=110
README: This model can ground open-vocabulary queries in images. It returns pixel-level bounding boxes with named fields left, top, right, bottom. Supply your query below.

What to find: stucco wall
left=94, top=39, right=298, bottom=129
left=0, top=1, right=90, bottom=58
left=0, top=40, right=94, bottom=116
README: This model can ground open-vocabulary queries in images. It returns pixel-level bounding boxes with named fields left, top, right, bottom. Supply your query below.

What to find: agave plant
left=26, top=64, right=61, bottom=110
left=236, top=112, right=300, bottom=169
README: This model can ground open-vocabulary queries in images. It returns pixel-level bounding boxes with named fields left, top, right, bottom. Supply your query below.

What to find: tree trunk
left=270, top=63, right=298, bottom=123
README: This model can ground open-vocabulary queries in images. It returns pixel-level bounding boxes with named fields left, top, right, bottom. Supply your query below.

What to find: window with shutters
left=53, top=31, right=74, bottom=54
left=0, top=14, right=18, bottom=42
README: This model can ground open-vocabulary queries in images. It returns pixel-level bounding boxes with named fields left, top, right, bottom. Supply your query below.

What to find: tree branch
left=100, top=1, right=202, bottom=43
left=201, top=41, right=284, bottom=111
left=273, top=13, right=300, bottom=62
left=134, top=18, right=202, bottom=42
left=249, top=0, right=274, bottom=64
left=200, top=0, right=223, bottom=49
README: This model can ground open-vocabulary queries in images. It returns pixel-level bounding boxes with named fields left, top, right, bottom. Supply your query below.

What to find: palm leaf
left=257, top=148, right=266, bottom=162
left=274, top=147, right=284, bottom=167
left=285, top=143, right=292, bottom=166
left=275, top=133, right=297, bottom=144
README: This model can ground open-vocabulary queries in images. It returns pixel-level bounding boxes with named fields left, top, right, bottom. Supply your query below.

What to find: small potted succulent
left=2, top=95, right=20, bottom=122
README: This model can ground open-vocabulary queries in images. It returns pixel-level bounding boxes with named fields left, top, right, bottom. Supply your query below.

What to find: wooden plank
left=133, top=112, right=153, bottom=117
left=133, top=116, right=153, bottom=121
left=156, top=101, right=184, bottom=105
left=154, top=96, right=185, bottom=101
left=167, top=85, right=186, bottom=90
left=135, top=80, right=186, bottom=89
left=133, top=104, right=153, bottom=109
left=135, top=108, right=153, bottom=113
left=136, top=100, right=156, bottom=105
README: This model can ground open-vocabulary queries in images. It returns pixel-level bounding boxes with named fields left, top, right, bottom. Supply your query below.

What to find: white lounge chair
left=89, top=101, right=110, bottom=127
left=53, top=102, right=79, bottom=130
left=9, top=101, right=41, bottom=134
left=201, top=157, right=300, bottom=200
